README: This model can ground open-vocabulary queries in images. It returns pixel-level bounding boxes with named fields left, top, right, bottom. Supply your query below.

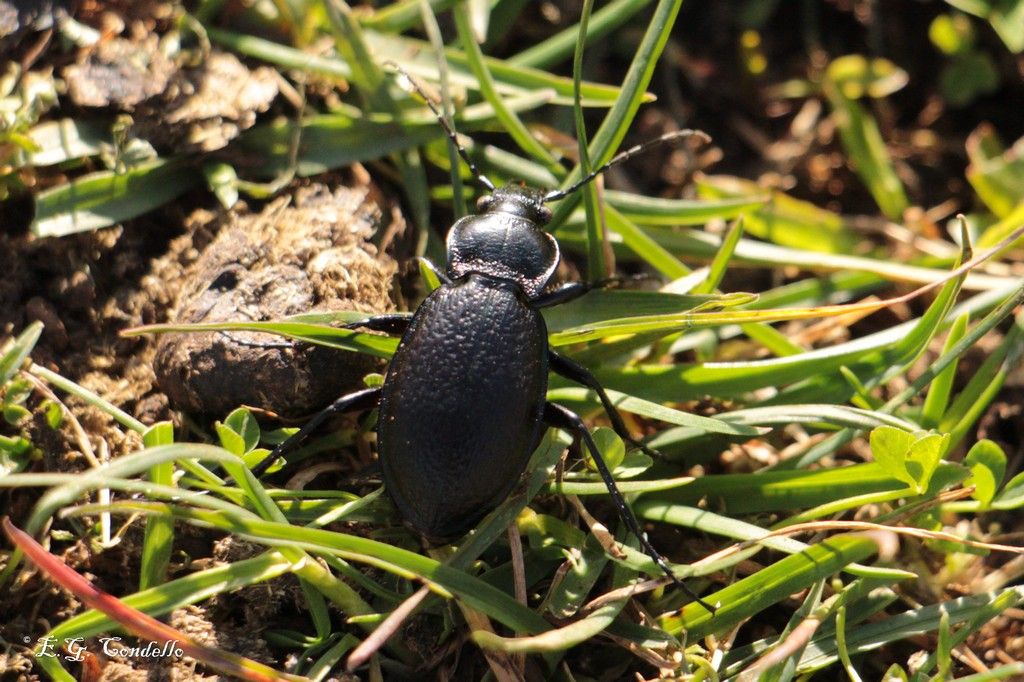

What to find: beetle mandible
left=254, top=74, right=714, bottom=611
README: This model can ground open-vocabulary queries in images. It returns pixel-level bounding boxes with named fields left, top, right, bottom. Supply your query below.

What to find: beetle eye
left=537, top=206, right=553, bottom=224
left=476, top=195, right=495, bottom=212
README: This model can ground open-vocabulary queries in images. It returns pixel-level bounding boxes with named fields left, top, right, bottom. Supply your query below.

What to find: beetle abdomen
left=378, top=273, right=548, bottom=542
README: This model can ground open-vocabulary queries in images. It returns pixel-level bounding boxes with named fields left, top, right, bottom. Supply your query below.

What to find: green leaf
left=224, top=408, right=261, bottom=454
left=882, top=663, right=909, bottom=681
left=358, top=0, right=457, bottom=32
left=692, top=218, right=744, bottom=295
left=142, top=422, right=175, bottom=448
left=929, top=13, right=975, bottom=54
left=588, top=427, right=625, bottom=472
left=938, top=318, right=1024, bottom=450
left=572, top=0, right=606, bottom=280
left=3, top=404, right=30, bottom=426
left=42, top=400, right=63, bottom=429
left=0, top=432, right=32, bottom=452
left=941, top=50, right=1000, bottom=107
left=203, top=162, right=240, bottom=209
left=454, top=1, right=561, bottom=173
left=947, top=0, right=1024, bottom=52
left=903, top=432, right=947, bottom=493
left=208, top=25, right=628, bottom=107
left=547, top=387, right=762, bottom=438
left=126, top=319, right=399, bottom=359
left=368, top=30, right=631, bottom=106
left=603, top=189, right=766, bottom=225
left=237, top=114, right=443, bottom=180
left=48, top=550, right=294, bottom=640
left=604, top=205, right=690, bottom=278
left=641, top=462, right=923, bottom=515
left=796, top=587, right=1024, bottom=674
left=993, top=469, right=1024, bottom=509
left=976, top=201, right=1024, bottom=249
left=541, top=288, right=716, bottom=332
left=869, top=427, right=947, bottom=493
left=965, top=125, right=1024, bottom=218
left=963, top=439, right=1007, bottom=507
left=872, top=427, right=918, bottom=489
left=0, top=322, right=42, bottom=385
left=215, top=423, right=247, bottom=458
left=824, top=55, right=909, bottom=99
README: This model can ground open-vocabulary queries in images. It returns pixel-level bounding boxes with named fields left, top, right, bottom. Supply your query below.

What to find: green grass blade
left=696, top=175, right=856, bottom=253
left=1, top=322, right=42, bottom=385
left=139, top=423, right=175, bottom=591
left=419, top=0, right=467, bottom=218
left=473, top=541, right=635, bottom=653
left=124, top=319, right=399, bottom=358
left=509, top=0, right=652, bottom=69
left=323, top=0, right=432, bottom=243
left=568, top=286, right=1018, bottom=404
left=691, top=218, right=744, bottom=295
left=31, top=158, right=199, bottom=237
left=823, top=84, right=909, bottom=221
left=540, top=289, right=717, bottom=331
left=30, top=364, right=146, bottom=433
left=604, top=189, right=766, bottom=224
left=105, top=501, right=554, bottom=636
left=795, top=588, right=1024, bottom=674
left=605, top=205, right=690, bottom=277
left=548, top=0, right=683, bottom=227
left=454, top=2, right=562, bottom=172
left=48, top=551, right=294, bottom=640
left=639, top=462, right=930, bottom=514
left=363, top=31, right=629, bottom=106
left=920, top=312, right=969, bottom=428
left=663, top=535, right=882, bottom=639
left=939, top=315, right=1024, bottom=449
left=23, top=118, right=107, bottom=167
left=358, top=0, right=456, bottom=32
left=572, top=0, right=607, bottom=280
left=547, top=387, right=761, bottom=437
left=575, top=224, right=1015, bottom=291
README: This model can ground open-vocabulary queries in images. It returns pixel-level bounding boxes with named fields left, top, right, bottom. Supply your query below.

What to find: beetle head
left=447, top=184, right=560, bottom=298
left=475, top=185, right=552, bottom=226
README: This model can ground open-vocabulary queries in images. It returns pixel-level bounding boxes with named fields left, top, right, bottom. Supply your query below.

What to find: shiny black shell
left=377, top=272, right=548, bottom=542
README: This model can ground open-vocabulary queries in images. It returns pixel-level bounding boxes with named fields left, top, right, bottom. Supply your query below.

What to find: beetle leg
left=543, top=401, right=715, bottom=613
left=532, top=282, right=592, bottom=308
left=250, top=386, right=383, bottom=477
left=548, top=350, right=661, bottom=459
left=343, top=314, right=412, bottom=335
left=533, top=274, right=660, bottom=309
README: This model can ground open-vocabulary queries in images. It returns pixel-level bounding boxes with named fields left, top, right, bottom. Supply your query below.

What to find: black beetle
left=253, top=80, right=713, bottom=611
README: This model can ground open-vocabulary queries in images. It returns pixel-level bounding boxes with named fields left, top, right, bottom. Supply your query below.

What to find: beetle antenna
left=543, top=129, right=711, bottom=202
left=386, top=63, right=496, bottom=192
